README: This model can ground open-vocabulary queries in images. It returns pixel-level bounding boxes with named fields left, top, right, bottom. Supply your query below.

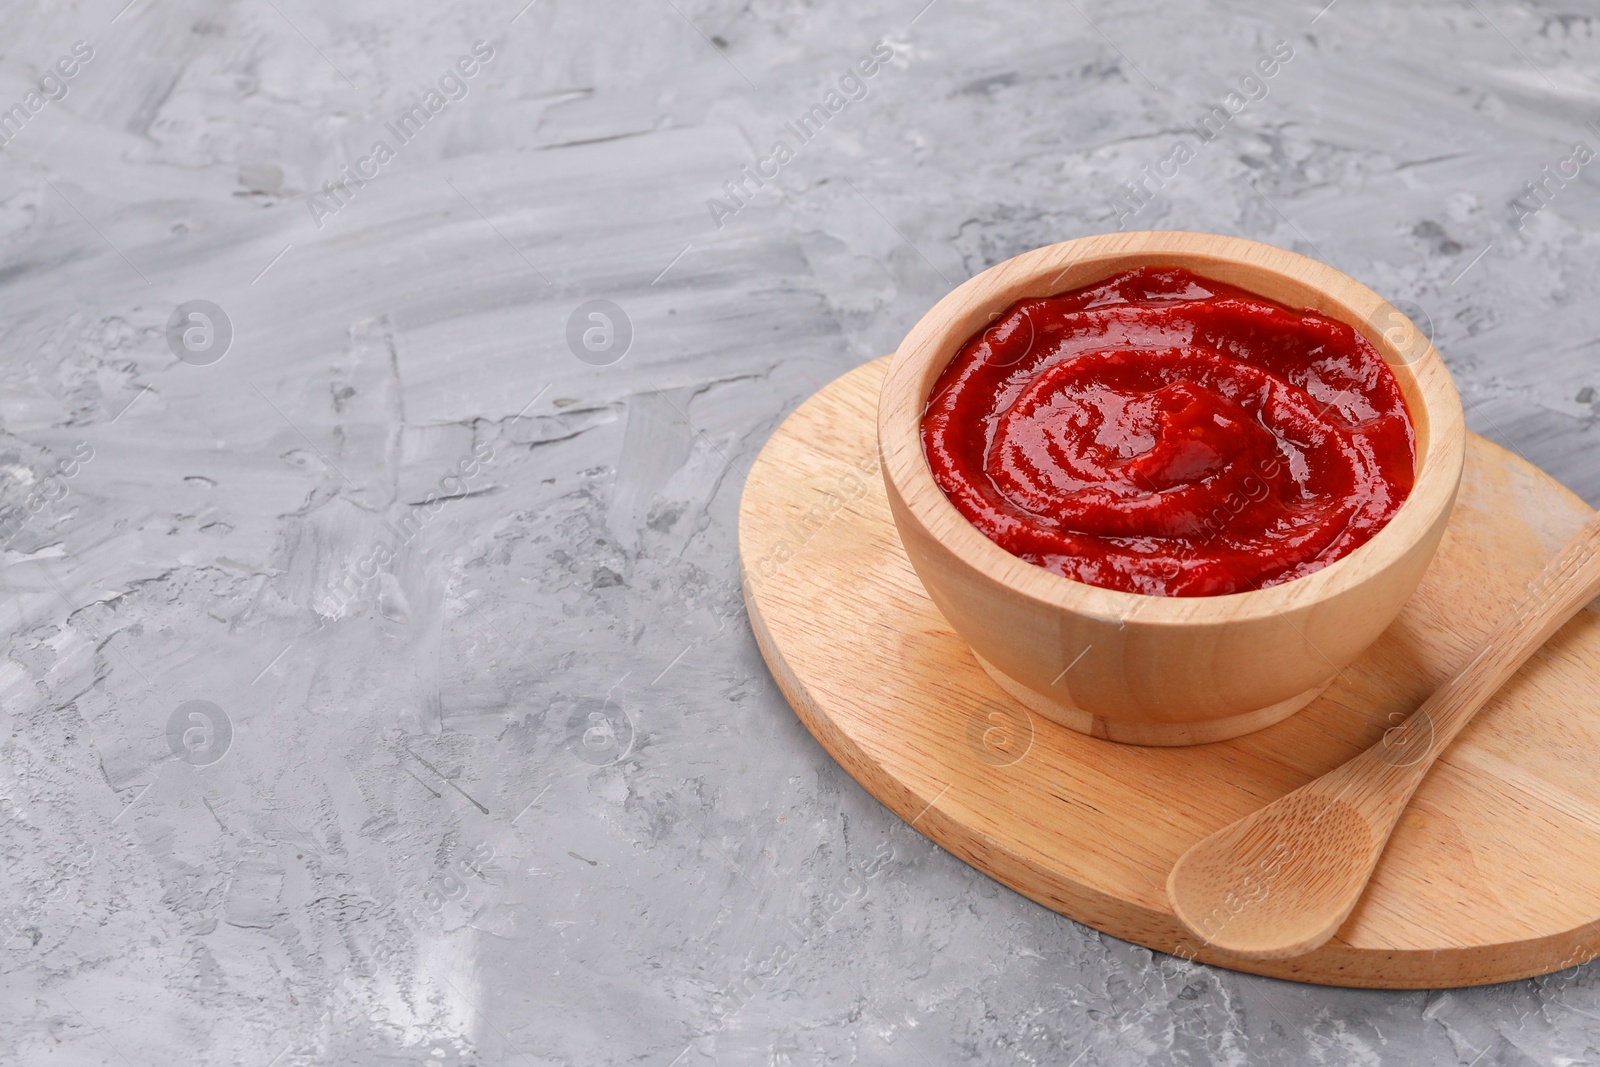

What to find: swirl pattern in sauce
left=921, top=267, right=1416, bottom=596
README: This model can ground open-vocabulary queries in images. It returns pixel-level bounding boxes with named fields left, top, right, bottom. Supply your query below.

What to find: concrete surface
left=1, top=0, right=1598, bottom=1063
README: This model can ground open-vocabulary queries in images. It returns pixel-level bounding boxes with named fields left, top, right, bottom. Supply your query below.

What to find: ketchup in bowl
left=920, top=267, right=1416, bottom=597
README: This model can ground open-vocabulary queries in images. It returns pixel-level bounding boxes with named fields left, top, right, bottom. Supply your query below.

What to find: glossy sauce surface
left=921, top=267, right=1416, bottom=596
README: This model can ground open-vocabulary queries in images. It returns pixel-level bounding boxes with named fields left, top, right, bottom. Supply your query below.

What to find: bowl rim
left=877, top=230, right=1467, bottom=627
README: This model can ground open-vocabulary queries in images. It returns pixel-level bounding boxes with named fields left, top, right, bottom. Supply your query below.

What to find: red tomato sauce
left=921, top=267, right=1416, bottom=596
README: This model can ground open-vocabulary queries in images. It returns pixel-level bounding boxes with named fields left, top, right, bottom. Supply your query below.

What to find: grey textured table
left=2, top=0, right=1597, bottom=1064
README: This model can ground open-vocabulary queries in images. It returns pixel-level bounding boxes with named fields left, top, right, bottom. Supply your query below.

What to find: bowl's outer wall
left=886, top=471, right=1460, bottom=721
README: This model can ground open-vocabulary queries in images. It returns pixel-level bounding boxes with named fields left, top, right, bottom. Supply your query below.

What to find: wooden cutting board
left=738, top=356, right=1600, bottom=989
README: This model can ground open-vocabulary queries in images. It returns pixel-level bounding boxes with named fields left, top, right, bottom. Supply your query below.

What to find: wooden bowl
left=878, top=231, right=1466, bottom=746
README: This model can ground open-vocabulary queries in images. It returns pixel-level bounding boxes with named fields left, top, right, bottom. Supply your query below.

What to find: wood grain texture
left=1168, top=508, right=1600, bottom=960
left=741, top=357, right=1600, bottom=990
left=877, top=232, right=1466, bottom=743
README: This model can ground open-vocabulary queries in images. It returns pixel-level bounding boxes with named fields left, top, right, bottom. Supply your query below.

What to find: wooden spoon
left=1167, top=510, right=1600, bottom=960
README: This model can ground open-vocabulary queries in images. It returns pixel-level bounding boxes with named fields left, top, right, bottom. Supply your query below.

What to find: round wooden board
left=739, top=357, right=1600, bottom=990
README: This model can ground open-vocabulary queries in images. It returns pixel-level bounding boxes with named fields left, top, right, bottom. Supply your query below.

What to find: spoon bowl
left=1169, top=787, right=1381, bottom=959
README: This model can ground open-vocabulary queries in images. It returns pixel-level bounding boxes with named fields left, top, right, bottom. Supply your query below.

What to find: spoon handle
left=1346, top=509, right=1600, bottom=824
